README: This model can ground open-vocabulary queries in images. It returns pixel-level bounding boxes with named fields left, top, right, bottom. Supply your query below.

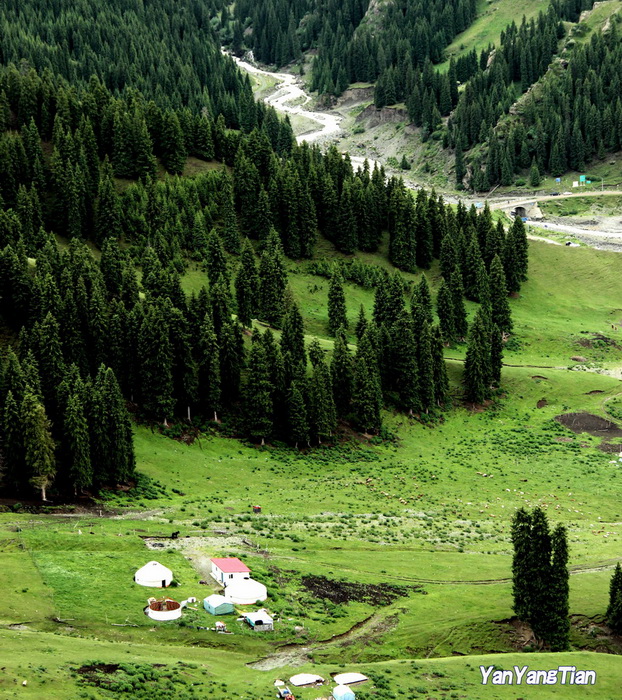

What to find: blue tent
left=203, top=594, right=234, bottom=615
left=332, top=685, right=355, bottom=700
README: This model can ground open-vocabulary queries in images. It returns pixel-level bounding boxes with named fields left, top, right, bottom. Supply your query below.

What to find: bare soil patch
left=555, top=412, right=622, bottom=437
left=536, top=399, right=548, bottom=409
left=585, top=390, right=605, bottom=395
left=300, top=575, right=419, bottom=605
left=532, top=375, right=548, bottom=380
left=76, top=664, right=121, bottom=686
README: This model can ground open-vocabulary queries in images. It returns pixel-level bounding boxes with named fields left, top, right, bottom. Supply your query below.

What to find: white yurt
left=134, top=561, right=173, bottom=588
left=224, top=578, right=267, bottom=605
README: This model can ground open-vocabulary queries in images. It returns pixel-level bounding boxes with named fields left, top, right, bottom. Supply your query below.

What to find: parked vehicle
left=276, top=688, right=295, bottom=700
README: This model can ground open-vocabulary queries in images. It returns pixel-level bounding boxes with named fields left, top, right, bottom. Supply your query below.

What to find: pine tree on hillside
left=463, top=309, right=490, bottom=404
left=431, top=325, right=449, bottom=407
left=244, top=341, right=273, bottom=445
left=351, top=353, right=383, bottom=434
left=138, top=304, right=175, bottom=424
left=1, top=390, right=24, bottom=491
left=21, top=391, right=56, bottom=501
left=449, top=266, right=468, bottom=340
left=280, top=301, right=307, bottom=377
left=63, top=392, right=93, bottom=494
left=355, top=304, right=368, bottom=341
left=390, top=314, right=420, bottom=414
left=327, top=271, right=348, bottom=335
left=607, top=563, right=622, bottom=634
left=489, top=254, right=513, bottom=334
left=436, top=280, right=456, bottom=344
left=511, top=508, right=533, bottom=621
left=258, top=229, right=287, bottom=327
left=160, top=110, right=187, bottom=174
left=490, top=323, right=504, bottom=386
left=206, top=229, right=229, bottom=288
left=287, top=381, right=309, bottom=448
left=307, top=359, right=336, bottom=444
left=331, top=328, right=353, bottom=415
left=198, top=313, right=221, bottom=422
left=547, top=523, right=570, bottom=651
left=234, top=238, right=259, bottom=328
left=412, top=275, right=433, bottom=324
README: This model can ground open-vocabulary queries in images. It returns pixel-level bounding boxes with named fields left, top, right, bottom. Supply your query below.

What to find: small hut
left=145, top=597, right=182, bottom=621
left=134, top=561, right=173, bottom=588
left=244, top=609, right=273, bottom=631
left=332, top=685, right=356, bottom=700
left=204, top=594, right=234, bottom=615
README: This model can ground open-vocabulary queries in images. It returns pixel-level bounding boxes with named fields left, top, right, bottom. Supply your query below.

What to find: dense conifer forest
left=0, top=32, right=527, bottom=500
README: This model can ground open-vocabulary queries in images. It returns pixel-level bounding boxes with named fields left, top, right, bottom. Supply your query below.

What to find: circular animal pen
left=145, top=597, right=182, bottom=621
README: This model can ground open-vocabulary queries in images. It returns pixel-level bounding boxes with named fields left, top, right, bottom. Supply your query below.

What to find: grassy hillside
left=438, top=0, right=551, bottom=72
left=3, top=239, right=622, bottom=697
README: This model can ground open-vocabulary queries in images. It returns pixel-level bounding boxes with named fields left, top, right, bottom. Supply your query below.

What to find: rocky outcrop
left=336, top=86, right=374, bottom=107
left=355, top=104, right=409, bottom=128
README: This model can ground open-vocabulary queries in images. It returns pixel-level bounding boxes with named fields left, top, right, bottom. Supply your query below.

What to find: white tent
left=333, top=673, right=368, bottom=685
left=224, top=578, right=267, bottom=604
left=332, top=685, right=355, bottom=700
left=134, top=561, right=173, bottom=588
left=289, top=673, right=324, bottom=687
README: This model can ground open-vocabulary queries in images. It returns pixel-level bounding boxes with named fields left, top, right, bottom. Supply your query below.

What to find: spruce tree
left=287, top=381, right=309, bottom=448
left=351, top=354, right=383, bottom=434
left=355, top=304, right=368, bottom=341
left=160, top=110, right=187, bottom=174
left=1, top=390, right=24, bottom=492
left=607, top=563, right=622, bottom=634
left=234, top=239, right=258, bottom=328
left=528, top=507, right=553, bottom=644
left=547, top=524, right=570, bottom=651
left=331, top=328, right=353, bottom=415
left=280, top=301, right=307, bottom=376
left=449, top=266, right=468, bottom=339
left=327, top=271, right=348, bottom=335
left=489, top=254, right=513, bottom=334
left=511, top=508, right=533, bottom=621
left=63, top=393, right=93, bottom=493
left=307, top=360, right=337, bottom=444
left=463, top=310, right=490, bottom=404
left=490, top=323, right=504, bottom=386
left=413, top=275, right=433, bottom=324
left=244, top=341, right=273, bottom=445
left=138, top=304, right=175, bottom=424
left=258, top=229, right=287, bottom=328
left=436, top=280, right=455, bottom=344
left=21, top=391, right=56, bottom=501
left=390, top=314, right=420, bottom=414
left=529, top=157, right=541, bottom=187
left=431, top=325, right=449, bottom=407
left=206, top=229, right=229, bottom=288
left=198, top=313, right=221, bottom=422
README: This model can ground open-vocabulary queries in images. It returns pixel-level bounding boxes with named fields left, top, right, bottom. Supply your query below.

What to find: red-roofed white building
left=210, top=557, right=251, bottom=586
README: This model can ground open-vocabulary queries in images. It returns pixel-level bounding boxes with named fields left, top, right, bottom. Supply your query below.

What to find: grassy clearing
left=570, top=0, right=621, bottom=44
left=438, top=0, right=550, bottom=72
left=540, top=194, right=622, bottom=217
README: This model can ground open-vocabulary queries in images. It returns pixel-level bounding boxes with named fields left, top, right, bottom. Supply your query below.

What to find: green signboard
left=579, top=175, right=586, bottom=182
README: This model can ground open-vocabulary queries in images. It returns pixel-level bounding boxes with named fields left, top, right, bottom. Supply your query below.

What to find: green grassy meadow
left=438, top=0, right=550, bottom=72
left=3, top=241, right=622, bottom=697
